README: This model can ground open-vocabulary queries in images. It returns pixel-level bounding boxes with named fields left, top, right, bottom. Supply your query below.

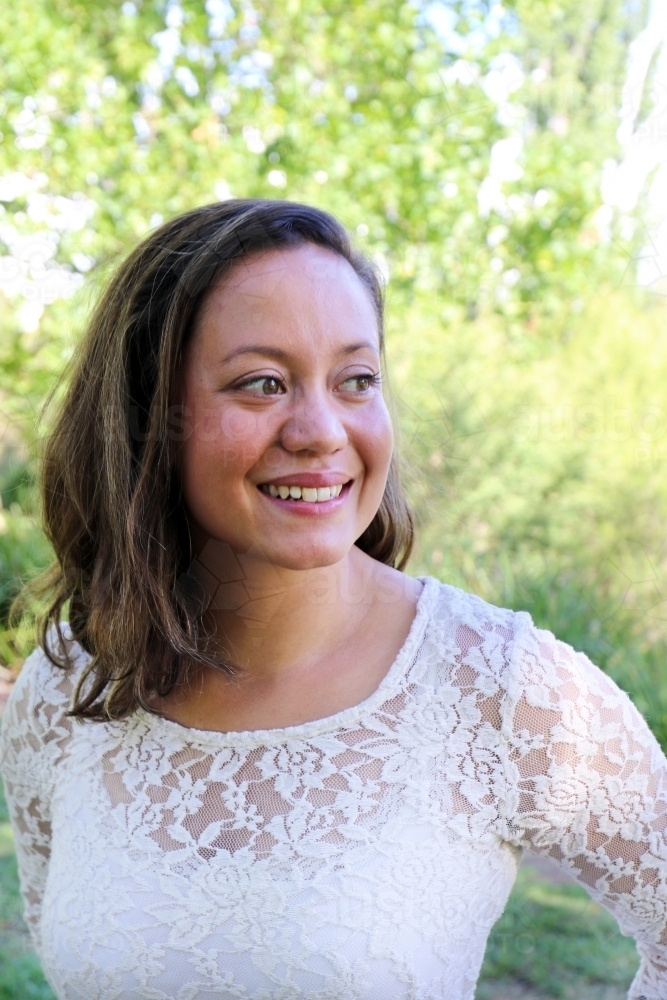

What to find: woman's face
left=179, top=244, right=394, bottom=571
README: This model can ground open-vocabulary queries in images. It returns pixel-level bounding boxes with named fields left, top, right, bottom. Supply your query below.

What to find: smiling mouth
left=258, top=483, right=347, bottom=503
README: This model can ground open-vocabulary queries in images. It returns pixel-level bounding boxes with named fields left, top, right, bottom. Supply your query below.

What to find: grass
left=477, top=862, right=639, bottom=999
left=0, top=782, right=639, bottom=1000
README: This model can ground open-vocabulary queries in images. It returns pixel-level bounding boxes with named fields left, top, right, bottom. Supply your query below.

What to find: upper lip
left=257, top=473, right=353, bottom=488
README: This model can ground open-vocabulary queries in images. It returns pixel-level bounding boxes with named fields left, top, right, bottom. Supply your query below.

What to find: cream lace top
left=1, top=577, right=667, bottom=1000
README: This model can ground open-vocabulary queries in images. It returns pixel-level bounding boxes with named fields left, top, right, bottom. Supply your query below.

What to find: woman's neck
left=191, top=542, right=413, bottom=678
left=159, top=544, right=422, bottom=733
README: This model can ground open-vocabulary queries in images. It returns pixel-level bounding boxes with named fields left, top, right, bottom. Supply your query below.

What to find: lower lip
left=257, top=483, right=352, bottom=515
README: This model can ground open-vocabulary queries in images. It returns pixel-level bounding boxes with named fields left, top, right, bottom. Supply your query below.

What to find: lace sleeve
left=0, top=640, right=75, bottom=954
left=500, top=613, right=667, bottom=1000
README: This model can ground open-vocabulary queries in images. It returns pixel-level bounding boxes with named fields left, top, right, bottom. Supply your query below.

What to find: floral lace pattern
left=1, top=576, right=665, bottom=999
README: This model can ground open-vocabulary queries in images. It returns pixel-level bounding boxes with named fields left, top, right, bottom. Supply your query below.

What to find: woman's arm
left=0, top=642, right=74, bottom=955
left=500, top=615, right=667, bottom=1000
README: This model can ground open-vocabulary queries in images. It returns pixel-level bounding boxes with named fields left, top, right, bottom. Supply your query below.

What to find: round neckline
left=134, top=575, right=438, bottom=748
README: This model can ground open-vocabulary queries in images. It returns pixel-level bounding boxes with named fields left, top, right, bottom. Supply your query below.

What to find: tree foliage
left=0, top=0, right=648, bottom=350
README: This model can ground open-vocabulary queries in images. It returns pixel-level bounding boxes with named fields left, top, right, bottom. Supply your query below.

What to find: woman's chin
left=260, top=539, right=352, bottom=572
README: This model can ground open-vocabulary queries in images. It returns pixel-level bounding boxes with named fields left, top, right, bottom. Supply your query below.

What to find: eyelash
left=339, top=372, right=382, bottom=392
left=236, top=376, right=285, bottom=395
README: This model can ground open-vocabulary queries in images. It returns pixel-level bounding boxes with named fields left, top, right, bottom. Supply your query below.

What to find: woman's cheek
left=219, top=406, right=263, bottom=450
left=356, top=402, right=394, bottom=478
left=191, top=403, right=266, bottom=470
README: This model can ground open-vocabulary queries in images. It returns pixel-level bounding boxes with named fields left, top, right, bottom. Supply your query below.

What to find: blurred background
left=1, top=0, right=667, bottom=996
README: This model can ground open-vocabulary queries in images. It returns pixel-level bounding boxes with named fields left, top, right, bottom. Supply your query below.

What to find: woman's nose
left=279, top=390, right=348, bottom=455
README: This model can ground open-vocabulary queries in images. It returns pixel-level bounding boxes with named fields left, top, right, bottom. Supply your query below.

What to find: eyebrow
left=217, top=341, right=379, bottom=365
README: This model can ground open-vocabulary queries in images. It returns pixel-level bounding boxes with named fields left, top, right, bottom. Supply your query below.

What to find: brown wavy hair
left=24, top=199, right=414, bottom=720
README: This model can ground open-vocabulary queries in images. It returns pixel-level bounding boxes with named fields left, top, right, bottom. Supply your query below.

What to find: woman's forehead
left=208, top=243, right=372, bottom=305
left=195, top=245, right=380, bottom=352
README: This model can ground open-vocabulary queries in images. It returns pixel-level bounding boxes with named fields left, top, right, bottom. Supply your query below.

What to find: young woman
left=1, top=200, right=666, bottom=1000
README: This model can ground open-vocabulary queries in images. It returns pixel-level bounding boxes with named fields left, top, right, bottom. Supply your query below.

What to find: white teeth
left=262, top=483, right=346, bottom=501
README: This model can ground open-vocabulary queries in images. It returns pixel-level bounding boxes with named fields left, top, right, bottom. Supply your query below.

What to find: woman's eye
left=239, top=376, right=284, bottom=395
left=339, top=374, right=379, bottom=393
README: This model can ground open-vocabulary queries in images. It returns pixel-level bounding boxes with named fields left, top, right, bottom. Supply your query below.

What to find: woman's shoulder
left=420, top=578, right=637, bottom=723
left=426, top=575, right=515, bottom=619
left=1, top=624, right=90, bottom=741
left=406, top=576, right=531, bottom=701
left=422, top=575, right=532, bottom=651
left=415, top=578, right=627, bottom=741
